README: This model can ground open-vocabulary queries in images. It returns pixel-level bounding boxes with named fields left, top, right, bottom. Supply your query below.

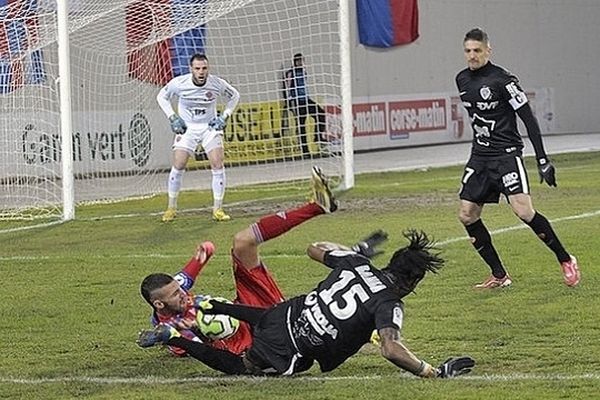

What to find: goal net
left=0, top=0, right=351, bottom=221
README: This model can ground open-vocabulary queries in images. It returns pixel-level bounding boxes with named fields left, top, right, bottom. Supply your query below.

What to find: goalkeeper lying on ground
left=139, top=218, right=475, bottom=377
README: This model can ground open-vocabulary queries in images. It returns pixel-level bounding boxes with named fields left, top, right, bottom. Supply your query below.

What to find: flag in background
left=0, top=0, right=46, bottom=94
left=126, top=0, right=206, bottom=86
left=356, top=0, right=419, bottom=48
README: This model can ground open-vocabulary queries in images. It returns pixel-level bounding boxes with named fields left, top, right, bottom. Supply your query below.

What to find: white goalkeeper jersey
left=157, top=74, right=240, bottom=127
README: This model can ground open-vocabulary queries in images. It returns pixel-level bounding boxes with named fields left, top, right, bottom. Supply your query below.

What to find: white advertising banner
left=4, top=110, right=173, bottom=177
left=2, top=89, right=553, bottom=177
left=348, top=89, right=555, bottom=152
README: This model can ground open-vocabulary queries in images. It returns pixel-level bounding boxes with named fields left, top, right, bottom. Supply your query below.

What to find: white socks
left=211, top=168, right=226, bottom=210
left=167, top=167, right=225, bottom=211
left=167, top=166, right=184, bottom=208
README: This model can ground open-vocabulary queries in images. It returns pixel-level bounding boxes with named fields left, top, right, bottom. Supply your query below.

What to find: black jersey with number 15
left=456, top=62, right=530, bottom=157
left=287, top=250, right=404, bottom=372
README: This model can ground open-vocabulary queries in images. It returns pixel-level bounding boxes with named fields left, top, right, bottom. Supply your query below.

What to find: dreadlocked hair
left=383, top=229, right=444, bottom=296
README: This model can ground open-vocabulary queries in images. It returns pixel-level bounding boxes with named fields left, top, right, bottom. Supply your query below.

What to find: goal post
left=0, top=0, right=353, bottom=221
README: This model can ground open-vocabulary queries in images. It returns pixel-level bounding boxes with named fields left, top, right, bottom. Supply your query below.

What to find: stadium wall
left=348, top=0, right=600, bottom=138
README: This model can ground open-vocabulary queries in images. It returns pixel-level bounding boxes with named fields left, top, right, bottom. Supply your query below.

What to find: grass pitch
left=1, top=152, right=599, bottom=399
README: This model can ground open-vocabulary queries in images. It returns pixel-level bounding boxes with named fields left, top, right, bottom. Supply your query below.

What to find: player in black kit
left=455, top=28, right=580, bottom=288
left=138, top=230, right=475, bottom=378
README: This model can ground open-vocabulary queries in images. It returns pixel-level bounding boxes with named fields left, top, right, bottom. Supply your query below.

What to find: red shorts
left=211, top=251, right=285, bottom=355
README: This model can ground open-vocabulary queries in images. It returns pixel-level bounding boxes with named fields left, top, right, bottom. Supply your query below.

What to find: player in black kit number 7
left=455, top=28, right=580, bottom=289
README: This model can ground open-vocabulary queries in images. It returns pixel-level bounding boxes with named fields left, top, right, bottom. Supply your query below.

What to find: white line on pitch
left=1, top=209, right=598, bottom=262
left=438, top=209, right=600, bottom=246
left=2, top=373, right=600, bottom=385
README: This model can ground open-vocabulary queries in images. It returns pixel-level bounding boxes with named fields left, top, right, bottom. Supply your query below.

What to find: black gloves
left=537, top=157, right=557, bottom=187
left=351, top=230, right=389, bottom=259
left=437, top=356, right=475, bottom=378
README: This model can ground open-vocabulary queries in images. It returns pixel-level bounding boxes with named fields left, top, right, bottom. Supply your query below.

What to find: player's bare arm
left=378, top=327, right=438, bottom=378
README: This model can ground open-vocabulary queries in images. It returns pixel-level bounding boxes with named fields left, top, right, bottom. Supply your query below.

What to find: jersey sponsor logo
left=479, top=86, right=492, bottom=100
left=476, top=101, right=499, bottom=111
left=190, top=108, right=207, bottom=116
left=303, top=291, right=339, bottom=339
left=471, top=113, right=496, bottom=147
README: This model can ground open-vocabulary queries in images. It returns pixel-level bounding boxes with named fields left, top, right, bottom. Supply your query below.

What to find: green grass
left=1, top=152, right=599, bottom=399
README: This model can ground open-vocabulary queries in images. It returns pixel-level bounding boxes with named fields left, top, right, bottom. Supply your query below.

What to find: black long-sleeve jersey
left=287, top=250, right=403, bottom=372
left=456, top=62, right=533, bottom=158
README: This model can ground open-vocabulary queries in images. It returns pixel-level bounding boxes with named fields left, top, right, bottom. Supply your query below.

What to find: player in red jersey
left=138, top=166, right=338, bottom=362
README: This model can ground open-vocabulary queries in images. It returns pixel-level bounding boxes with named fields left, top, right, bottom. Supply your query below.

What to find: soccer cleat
left=311, top=166, right=338, bottom=213
left=560, top=255, right=580, bottom=287
left=212, top=208, right=231, bottom=222
left=162, top=208, right=177, bottom=222
left=474, top=274, right=512, bottom=289
left=369, top=330, right=381, bottom=347
left=136, top=324, right=180, bottom=348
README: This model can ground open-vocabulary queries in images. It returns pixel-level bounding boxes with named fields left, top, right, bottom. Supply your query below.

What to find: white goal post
left=0, top=0, right=353, bottom=221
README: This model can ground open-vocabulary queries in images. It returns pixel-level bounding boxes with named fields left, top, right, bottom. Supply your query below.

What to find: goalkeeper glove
left=437, top=356, right=475, bottom=378
left=209, top=115, right=227, bottom=131
left=193, top=295, right=214, bottom=312
left=537, top=157, right=557, bottom=187
left=351, top=230, right=389, bottom=259
left=169, top=114, right=187, bottom=135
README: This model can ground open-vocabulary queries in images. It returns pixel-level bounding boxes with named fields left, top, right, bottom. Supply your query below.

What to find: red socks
left=252, top=202, right=324, bottom=243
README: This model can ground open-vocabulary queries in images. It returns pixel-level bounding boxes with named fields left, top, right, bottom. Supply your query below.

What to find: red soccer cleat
left=474, top=274, right=512, bottom=289
left=560, top=255, right=580, bottom=287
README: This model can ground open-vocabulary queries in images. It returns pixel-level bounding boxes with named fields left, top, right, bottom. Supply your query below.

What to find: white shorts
left=172, top=124, right=223, bottom=155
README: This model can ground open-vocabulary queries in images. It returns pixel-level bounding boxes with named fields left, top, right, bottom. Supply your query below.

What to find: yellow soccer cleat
left=370, top=330, right=381, bottom=347
left=311, top=166, right=338, bottom=213
left=162, top=207, right=177, bottom=222
left=212, top=208, right=231, bottom=222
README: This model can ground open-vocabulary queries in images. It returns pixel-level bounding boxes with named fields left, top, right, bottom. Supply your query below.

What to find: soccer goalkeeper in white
left=157, top=54, right=240, bottom=222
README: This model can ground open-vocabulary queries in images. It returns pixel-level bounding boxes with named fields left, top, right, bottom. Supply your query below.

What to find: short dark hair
left=293, top=53, right=303, bottom=61
left=189, top=53, right=209, bottom=65
left=140, top=273, right=174, bottom=306
left=382, top=230, right=444, bottom=296
left=464, top=28, right=489, bottom=44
